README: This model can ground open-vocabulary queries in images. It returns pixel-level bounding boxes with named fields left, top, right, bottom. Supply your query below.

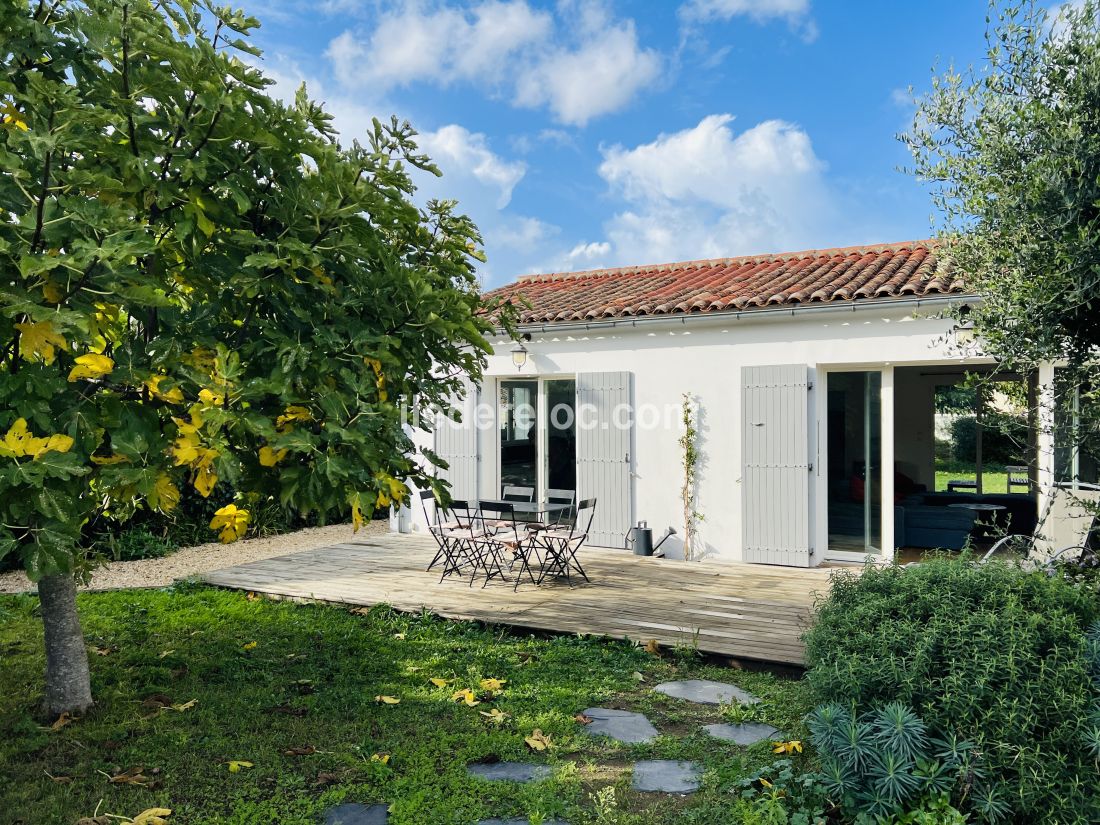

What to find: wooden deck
left=202, top=533, right=833, bottom=666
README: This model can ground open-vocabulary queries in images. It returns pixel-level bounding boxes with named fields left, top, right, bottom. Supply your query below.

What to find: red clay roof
left=485, top=240, right=967, bottom=325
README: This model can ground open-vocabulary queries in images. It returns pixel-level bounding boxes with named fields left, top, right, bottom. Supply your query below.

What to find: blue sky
left=240, top=0, right=995, bottom=287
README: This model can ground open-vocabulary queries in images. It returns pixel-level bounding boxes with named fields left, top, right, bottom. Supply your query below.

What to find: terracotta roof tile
left=484, top=240, right=965, bottom=325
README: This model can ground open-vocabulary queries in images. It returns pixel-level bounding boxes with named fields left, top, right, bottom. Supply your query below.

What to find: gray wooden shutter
left=576, top=371, right=633, bottom=548
left=741, top=365, right=812, bottom=566
left=433, top=377, right=478, bottom=501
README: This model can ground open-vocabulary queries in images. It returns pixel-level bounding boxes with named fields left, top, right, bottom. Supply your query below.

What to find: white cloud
left=567, top=240, right=612, bottom=262
left=595, top=113, right=833, bottom=264
left=326, top=1, right=553, bottom=90
left=680, top=0, right=817, bottom=41
left=327, top=0, right=661, bottom=126
left=513, top=14, right=662, bottom=126
left=492, top=216, right=560, bottom=250
left=418, top=125, right=526, bottom=208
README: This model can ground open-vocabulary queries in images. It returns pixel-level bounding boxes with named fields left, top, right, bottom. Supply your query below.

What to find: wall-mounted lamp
left=511, top=342, right=528, bottom=370
left=511, top=333, right=531, bottom=370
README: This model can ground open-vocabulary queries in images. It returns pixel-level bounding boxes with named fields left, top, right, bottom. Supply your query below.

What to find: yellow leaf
left=67, top=352, right=114, bottom=382
left=524, top=729, right=552, bottom=751
left=169, top=434, right=200, bottom=466
left=242, top=641, right=257, bottom=650
left=760, top=777, right=773, bottom=789
left=210, top=504, right=249, bottom=543
left=350, top=493, right=366, bottom=532
left=370, top=752, right=390, bottom=764
left=644, top=639, right=660, bottom=656
left=451, top=688, right=480, bottom=707
left=275, top=405, right=312, bottom=432
left=50, top=712, right=74, bottom=731
left=146, top=375, right=184, bottom=405
left=259, top=445, right=287, bottom=467
left=90, top=453, right=128, bottom=465
left=375, top=695, right=400, bottom=705
left=479, top=678, right=506, bottom=692
left=14, top=320, right=68, bottom=364
left=152, top=474, right=180, bottom=513
left=227, top=760, right=253, bottom=773
left=170, top=699, right=197, bottom=712
left=33, top=433, right=73, bottom=459
left=197, top=388, right=224, bottom=407
left=479, top=708, right=510, bottom=723
left=193, top=461, right=218, bottom=498
left=42, top=278, right=64, bottom=303
left=0, top=419, right=72, bottom=460
left=131, top=808, right=172, bottom=825
left=429, top=677, right=453, bottom=688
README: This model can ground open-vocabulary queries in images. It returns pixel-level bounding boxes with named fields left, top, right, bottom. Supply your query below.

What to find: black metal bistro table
left=475, top=499, right=573, bottom=522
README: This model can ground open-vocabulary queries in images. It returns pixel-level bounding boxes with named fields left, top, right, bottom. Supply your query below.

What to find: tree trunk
left=37, top=573, right=93, bottom=716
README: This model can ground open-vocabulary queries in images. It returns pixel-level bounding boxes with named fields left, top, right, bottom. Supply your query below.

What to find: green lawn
left=0, top=584, right=811, bottom=825
left=933, top=471, right=1010, bottom=493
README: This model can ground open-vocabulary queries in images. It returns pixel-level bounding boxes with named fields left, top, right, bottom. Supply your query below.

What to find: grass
left=0, top=584, right=812, bottom=825
left=933, top=471, right=1010, bottom=493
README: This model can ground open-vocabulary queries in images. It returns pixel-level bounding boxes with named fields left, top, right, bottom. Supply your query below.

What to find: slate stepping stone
left=654, top=679, right=759, bottom=705
left=467, top=762, right=552, bottom=782
left=322, top=803, right=389, bottom=824
left=703, top=722, right=779, bottom=745
left=631, top=759, right=702, bottom=793
left=581, top=707, right=658, bottom=744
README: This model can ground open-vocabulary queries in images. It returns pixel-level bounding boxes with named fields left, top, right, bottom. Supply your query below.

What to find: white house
left=405, top=240, right=1095, bottom=567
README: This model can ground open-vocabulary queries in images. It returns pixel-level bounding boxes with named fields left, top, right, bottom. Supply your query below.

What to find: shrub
left=804, top=557, right=1100, bottom=823
left=949, top=412, right=1027, bottom=465
left=807, top=702, right=982, bottom=822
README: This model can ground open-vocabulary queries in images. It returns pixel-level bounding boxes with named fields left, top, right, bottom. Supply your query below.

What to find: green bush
left=804, top=557, right=1100, bottom=823
left=950, top=412, right=1027, bottom=465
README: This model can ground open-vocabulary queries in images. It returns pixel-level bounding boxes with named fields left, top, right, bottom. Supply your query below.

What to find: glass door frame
left=496, top=374, right=577, bottom=503
left=816, top=364, right=896, bottom=564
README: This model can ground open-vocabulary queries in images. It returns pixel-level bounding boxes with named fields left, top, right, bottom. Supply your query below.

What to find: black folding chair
left=501, top=485, right=535, bottom=502
left=420, top=490, right=476, bottom=580
left=545, top=488, right=577, bottom=527
left=474, top=501, right=525, bottom=588
left=535, top=498, right=596, bottom=587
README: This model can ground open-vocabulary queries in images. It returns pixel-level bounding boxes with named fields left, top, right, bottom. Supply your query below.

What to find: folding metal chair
left=501, top=485, right=535, bottom=502
left=545, top=488, right=576, bottom=526
left=473, top=501, right=522, bottom=588
left=420, top=490, right=476, bottom=580
left=535, top=498, right=596, bottom=587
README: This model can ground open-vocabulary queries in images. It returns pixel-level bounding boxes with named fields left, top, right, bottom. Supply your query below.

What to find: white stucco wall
left=408, top=299, right=995, bottom=564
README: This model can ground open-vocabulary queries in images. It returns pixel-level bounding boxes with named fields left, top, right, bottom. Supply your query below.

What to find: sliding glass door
left=827, top=371, right=882, bottom=555
left=498, top=378, right=577, bottom=499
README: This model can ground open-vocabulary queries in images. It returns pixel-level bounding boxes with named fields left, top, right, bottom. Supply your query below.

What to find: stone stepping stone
left=323, top=803, right=389, bottom=824
left=581, top=707, right=658, bottom=744
left=654, top=679, right=759, bottom=705
left=631, top=759, right=702, bottom=793
left=467, top=762, right=552, bottom=782
left=703, top=722, right=779, bottom=745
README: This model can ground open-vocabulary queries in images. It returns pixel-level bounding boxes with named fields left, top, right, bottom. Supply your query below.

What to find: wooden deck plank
left=201, top=533, right=826, bottom=666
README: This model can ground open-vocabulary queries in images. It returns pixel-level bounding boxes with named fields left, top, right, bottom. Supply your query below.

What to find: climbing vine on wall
left=679, top=394, right=704, bottom=560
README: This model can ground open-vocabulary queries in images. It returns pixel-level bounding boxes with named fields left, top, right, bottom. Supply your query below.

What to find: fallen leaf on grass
left=131, top=808, right=172, bottom=825
left=242, top=641, right=257, bottom=650
left=574, top=713, right=593, bottom=725
left=50, top=712, right=74, bottom=731
left=479, top=708, right=510, bottom=724
left=108, top=766, right=151, bottom=786
left=392, top=632, right=406, bottom=640
left=90, top=645, right=115, bottom=656
left=349, top=607, right=371, bottom=616
left=370, top=752, right=390, bottom=764
left=246, top=591, right=259, bottom=601
left=429, top=677, right=453, bottom=687
left=283, top=746, right=317, bottom=756
left=524, top=729, right=552, bottom=752
left=374, top=695, right=400, bottom=705
left=451, top=688, right=480, bottom=707
left=44, top=770, right=72, bottom=783
left=644, top=639, right=660, bottom=656
left=158, top=650, right=176, bottom=659
left=632, top=671, right=646, bottom=682
left=479, top=678, right=506, bottom=692
left=170, top=699, right=197, bottom=712
left=772, top=740, right=803, bottom=755
left=314, top=771, right=341, bottom=787
left=226, top=760, right=253, bottom=773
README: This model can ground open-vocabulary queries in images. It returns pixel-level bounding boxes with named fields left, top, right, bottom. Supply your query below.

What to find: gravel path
left=0, top=520, right=389, bottom=595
